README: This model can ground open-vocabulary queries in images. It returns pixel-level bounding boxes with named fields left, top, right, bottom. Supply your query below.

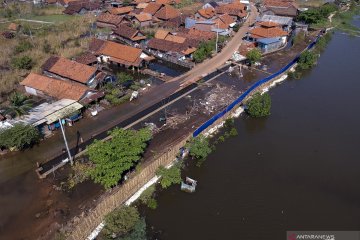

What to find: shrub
left=139, top=185, right=157, bottom=209
left=187, top=136, right=212, bottom=160
left=246, top=92, right=271, bottom=118
left=246, top=48, right=262, bottom=65
left=0, top=124, right=40, bottom=150
left=297, top=50, right=318, bottom=70
left=156, top=163, right=182, bottom=189
left=103, top=206, right=140, bottom=238
left=11, top=56, right=34, bottom=70
left=14, top=41, right=33, bottom=54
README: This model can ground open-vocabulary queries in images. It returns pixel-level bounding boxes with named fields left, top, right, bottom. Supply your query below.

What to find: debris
left=181, top=177, right=197, bottom=193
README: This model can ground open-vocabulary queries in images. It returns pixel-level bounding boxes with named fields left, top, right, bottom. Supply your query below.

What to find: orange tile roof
left=21, top=73, right=90, bottom=101
left=47, top=57, right=97, bottom=84
left=188, top=28, right=216, bottom=40
left=154, top=4, right=180, bottom=20
left=97, top=40, right=142, bottom=65
left=134, top=13, right=152, bottom=22
left=109, top=6, right=134, bottom=15
left=165, top=34, right=186, bottom=43
left=264, top=0, right=297, bottom=8
left=197, top=8, right=215, bottom=19
left=249, top=26, right=288, bottom=39
left=257, top=21, right=280, bottom=28
left=143, top=2, right=162, bottom=15
left=135, top=0, right=151, bottom=3
left=136, top=3, right=149, bottom=9
left=154, top=29, right=170, bottom=39
left=219, top=14, right=235, bottom=25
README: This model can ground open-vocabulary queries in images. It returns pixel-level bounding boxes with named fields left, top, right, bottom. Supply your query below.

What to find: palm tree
left=3, top=92, right=34, bottom=117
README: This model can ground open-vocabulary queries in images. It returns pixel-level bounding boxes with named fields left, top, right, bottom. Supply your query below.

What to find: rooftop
left=42, top=56, right=97, bottom=84
left=21, top=73, right=91, bottom=101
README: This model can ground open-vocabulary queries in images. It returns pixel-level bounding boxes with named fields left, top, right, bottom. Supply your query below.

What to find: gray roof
left=258, top=14, right=293, bottom=26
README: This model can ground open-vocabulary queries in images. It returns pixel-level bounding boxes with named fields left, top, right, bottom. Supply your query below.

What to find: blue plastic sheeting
left=193, top=36, right=319, bottom=137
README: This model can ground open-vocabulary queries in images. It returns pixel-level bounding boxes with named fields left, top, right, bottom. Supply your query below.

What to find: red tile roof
left=21, top=73, right=90, bottom=101
left=154, top=4, right=180, bottom=20
left=143, top=2, right=162, bottom=15
left=108, top=6, right=134, bottom=15
left=249, top=26, right=288, bottom=39
left=197, top=8, right=215, bottom=19
left=96, top=40, right=143, bottom=66
left=113, top=24, right=146, bottom=41
left=42, top=56, right=97, bottom=84
left=134, top=13, right=152, bottom=22
left=96, top=12, right=126, bottom=26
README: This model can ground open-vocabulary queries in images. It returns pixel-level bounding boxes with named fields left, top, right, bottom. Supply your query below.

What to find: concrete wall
left=65, top=137, right=190, bottom=240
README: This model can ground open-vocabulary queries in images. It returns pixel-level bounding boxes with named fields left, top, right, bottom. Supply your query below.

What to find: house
left=215, top=2, right=248, bottom=21
left=161, top=14, right=189, bottom=28
left=20, top=73, right=101, bottom=102
left=136, top=2, right=149, bottom=9
left=176, top=27, right=216, bottom=41
left=74, top=52, right=98, bottom=66
left=247, top=23, right=289, bottom=53
left=154, top=4, right=180, bottom=20
left=143, top=2, right=162, bottom=15
left=258, top=14, right=293, bottom=31
left=261, top=0, right=299, bottom=18
left=147, top=38, right=197, bottom=60
left=10, top=99, right=85, bottom=133
left=132, top=13, right=153, bottom=27
left=196, top=8, right=216, bottom=20
left=41, top=56, right=101, bottom=88
left=89, top=39, right=146, bottom=68
left=155, top=0, right=181, bottom=5
left=202, top=2, right=219, bottom=9
left=108, top=6, right=134, bottom=15
left=96, top=13, right=130, bottom=29
left=112, top=24, right=147, bottom=44
left=63, top=0, right=101, bottom=15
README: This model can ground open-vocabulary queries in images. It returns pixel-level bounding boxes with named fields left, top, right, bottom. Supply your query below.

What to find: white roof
left=10, top=99, right=83, bottom=126
left=259, top=15, right=293, bottom=25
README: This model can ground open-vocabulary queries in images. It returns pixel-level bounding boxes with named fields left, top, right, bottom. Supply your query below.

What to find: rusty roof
left=143, top=2, right=162, bottom=15
left=154, top=4, right=180, bottom=20
left=21, top=73, right=90, bottom=101
left=97, top=12, right=126, bottom=26
left=165, top=34, right=186, bottom=43
left=74, top=52, right=98, bottom=65
left=197, top=8, right=215, bottom=19
left=97, top=40, right=142, bottom=64
left=113, top=24, right=146, bottom=41
left=42, top=56, right=97, bottom=84
left=249, top=26, right=288, bottom=39
left=109, top=6, right=134, bottom=15
left=257, top=21, right=280, bottom=28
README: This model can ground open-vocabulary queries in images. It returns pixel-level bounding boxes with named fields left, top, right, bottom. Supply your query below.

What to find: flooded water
left=142, top=32, right=360, bottom=239
left=148, top=61, right=188, bottom=77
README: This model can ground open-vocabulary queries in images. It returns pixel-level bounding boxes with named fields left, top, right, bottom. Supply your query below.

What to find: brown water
left=142, top=31, right=360, bottom=240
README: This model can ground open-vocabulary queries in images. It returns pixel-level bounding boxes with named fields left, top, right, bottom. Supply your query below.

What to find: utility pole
left=215, top=22, right=219, bottom=53
left=59, top=118, right=73, bottom=165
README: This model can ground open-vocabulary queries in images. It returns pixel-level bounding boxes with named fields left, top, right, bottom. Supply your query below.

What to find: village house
left=155, top=0, right=181, bottom=5
left=147, top=38, right=197, bottom=61
left=258, top=14, right=293, bottom=32
left=132, top=13, right=153, bottom=27
left=96, top=12, right=130, bottom=30
left=108, top=6, right=134, bottom=15
left=20, top=73, right=102, bottom=103
left=142, top=3, right=180, bottom=21
left=176, top=27, right=216, bottom=42
left=63, top=0, right=102, bottom=15
left=89, top=38, right=148, bottom=68
left=41, top=56, right=105, bottom=88
left=196, top=7, right=216, bottom=20
left=215, top=2, right=248, bottom=22
left=142, top=2, right=162, bottom=16
left=261, top=0, right=299, bottom=18
left=74, top=52, right=98, bottom=66
left=246, top=22, right=289, bottom=53
left=112, top=24, right=147, bottom=45
left=202, top=2, right=219, bottom=10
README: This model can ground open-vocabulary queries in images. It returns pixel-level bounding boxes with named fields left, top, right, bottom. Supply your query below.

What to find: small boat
left=181, top=177, right=197, bottom=193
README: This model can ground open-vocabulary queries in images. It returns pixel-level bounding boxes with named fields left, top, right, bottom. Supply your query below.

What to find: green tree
left=0, top=123, right=40, bottom=150
left=42, top=40, right=52, bottom=53
left=187, top=136, right=212, bottom=160
left=11, top=56, right=34, bottom=70
left=193, top=40, right=215, bottom=63
left=103, top=206, right=140, bottom=238
left=246, top=48, right=262, bottom=65
left=139, top=185, right=157, bottom=209
left=116, top=72, right=133, bottom=84
left=120, top=218, right=147, bottom=240
left=156, top=163, right=182, bottom=189
left=297, top=50, right=317, bottom=70
left=3, top=92, right=34, bottom=117
left=87, top=128, right=152, bottom=189
left=246, top=92, right=271, bottom=118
